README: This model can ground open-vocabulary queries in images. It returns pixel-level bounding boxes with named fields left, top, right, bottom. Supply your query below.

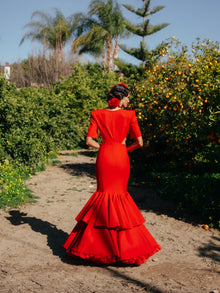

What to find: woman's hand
left=126, top=136, right=143, bottom=153
left=86, top=136, right=100, bottom=150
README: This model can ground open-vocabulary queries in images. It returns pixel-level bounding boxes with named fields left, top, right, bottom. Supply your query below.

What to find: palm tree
left=20, top=9, right=74, bottom=58
left=72, top=0, right=125, bottom=72
left=72, top=24, right=107, bottom=69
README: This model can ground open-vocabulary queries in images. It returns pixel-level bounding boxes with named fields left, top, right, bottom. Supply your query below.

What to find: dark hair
left=107, top=84, right=130, bottom=101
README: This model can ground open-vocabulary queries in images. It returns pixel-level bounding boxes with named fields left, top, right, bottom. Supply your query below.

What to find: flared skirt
left=63, top=142, right=161, bottom=265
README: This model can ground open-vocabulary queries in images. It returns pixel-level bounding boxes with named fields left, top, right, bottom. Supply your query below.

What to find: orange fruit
left=203, top=224, right=209, bottom=230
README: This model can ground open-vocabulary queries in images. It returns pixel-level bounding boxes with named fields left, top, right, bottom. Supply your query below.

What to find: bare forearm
left=86, top=137, right=100, bottom=149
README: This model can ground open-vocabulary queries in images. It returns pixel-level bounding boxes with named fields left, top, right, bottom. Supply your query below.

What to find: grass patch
left=62, top=152, right=78, bottom=157
left=48, top=160, right=62, bottom=166
left=47, top=151, right=59, bottom=159
left=35, top=162, right=46, bottom=173
left=0, top=164, right=37, bottom=208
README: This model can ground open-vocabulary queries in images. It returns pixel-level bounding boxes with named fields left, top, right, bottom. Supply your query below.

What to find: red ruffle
left=75, top=191, right=145, bottom=229
left=63, top=220, right=161, bottom=265
left=63, top=190, right=161, bottom=265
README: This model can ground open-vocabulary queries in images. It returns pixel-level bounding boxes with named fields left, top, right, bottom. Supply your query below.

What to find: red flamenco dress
left=63, top=109, right=161, bottom=265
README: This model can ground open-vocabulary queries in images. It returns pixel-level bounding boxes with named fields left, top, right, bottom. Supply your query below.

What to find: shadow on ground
left=77, top=150, right=98, bottom=158
left=197, top=236, right=220, bottom=264
left=6, top=210, right=68, bottom=258
left=60, top=162, right=96, bottom=179
left=103, top=266, right=164, bottom=293
left=5, top=210, right=165, bottom=293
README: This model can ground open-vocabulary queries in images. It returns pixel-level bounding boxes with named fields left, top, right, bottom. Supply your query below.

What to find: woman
left=63, top=83, right=161, bottom=265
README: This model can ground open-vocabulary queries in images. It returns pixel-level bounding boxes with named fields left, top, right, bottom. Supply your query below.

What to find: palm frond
left=20, top=9, right=74, bottom=52
left=31, top=10, right=52, bottom=23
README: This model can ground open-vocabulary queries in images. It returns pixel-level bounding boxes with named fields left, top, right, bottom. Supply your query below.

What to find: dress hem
left=65, top=245, right=161, bottom=266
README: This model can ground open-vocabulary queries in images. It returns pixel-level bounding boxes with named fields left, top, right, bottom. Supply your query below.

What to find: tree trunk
left=106, top=36, right=114, bottom=72
left=102, top=41, right=107, bottom=71
left=55, top=43, right=64, bottom=82
left=142, top=0, right=147, bottom=69
left=102, top=52, right=106, bottom=71
left=113, top=36, right=120, bottom=71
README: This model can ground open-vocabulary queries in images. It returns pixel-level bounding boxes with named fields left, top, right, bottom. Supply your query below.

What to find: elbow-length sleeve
left=129, top=111, right=142, bottom=139
left=86, top=111, right=98, bottom=139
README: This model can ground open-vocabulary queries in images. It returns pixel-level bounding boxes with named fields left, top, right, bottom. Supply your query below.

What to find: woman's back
left=87, top=109, right=141, bottom=144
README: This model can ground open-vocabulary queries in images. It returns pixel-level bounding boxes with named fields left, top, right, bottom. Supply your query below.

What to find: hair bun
left=107, top=83, right=130, bottom=102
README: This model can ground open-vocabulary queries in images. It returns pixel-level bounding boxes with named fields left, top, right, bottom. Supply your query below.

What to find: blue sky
left=0, top=0, right=220, bottom=66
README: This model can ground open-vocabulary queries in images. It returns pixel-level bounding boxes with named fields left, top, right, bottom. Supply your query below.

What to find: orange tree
left=128, top=39, right=220, bottom=226
left=130, top=39, right=219, bottom=168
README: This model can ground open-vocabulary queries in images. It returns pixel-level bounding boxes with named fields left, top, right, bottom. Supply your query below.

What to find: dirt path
left=0, top=150, right=219, bottom=293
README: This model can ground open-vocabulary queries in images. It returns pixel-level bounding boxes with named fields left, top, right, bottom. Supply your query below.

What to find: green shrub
left=0, top=64, right=120, bottom=171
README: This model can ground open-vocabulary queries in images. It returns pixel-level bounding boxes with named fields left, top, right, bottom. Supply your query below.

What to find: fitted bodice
left=87, top=109, right=141, bottom=143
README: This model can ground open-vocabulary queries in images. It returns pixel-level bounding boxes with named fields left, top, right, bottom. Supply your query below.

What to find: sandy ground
left=0, top=150, right=219, bottom=293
